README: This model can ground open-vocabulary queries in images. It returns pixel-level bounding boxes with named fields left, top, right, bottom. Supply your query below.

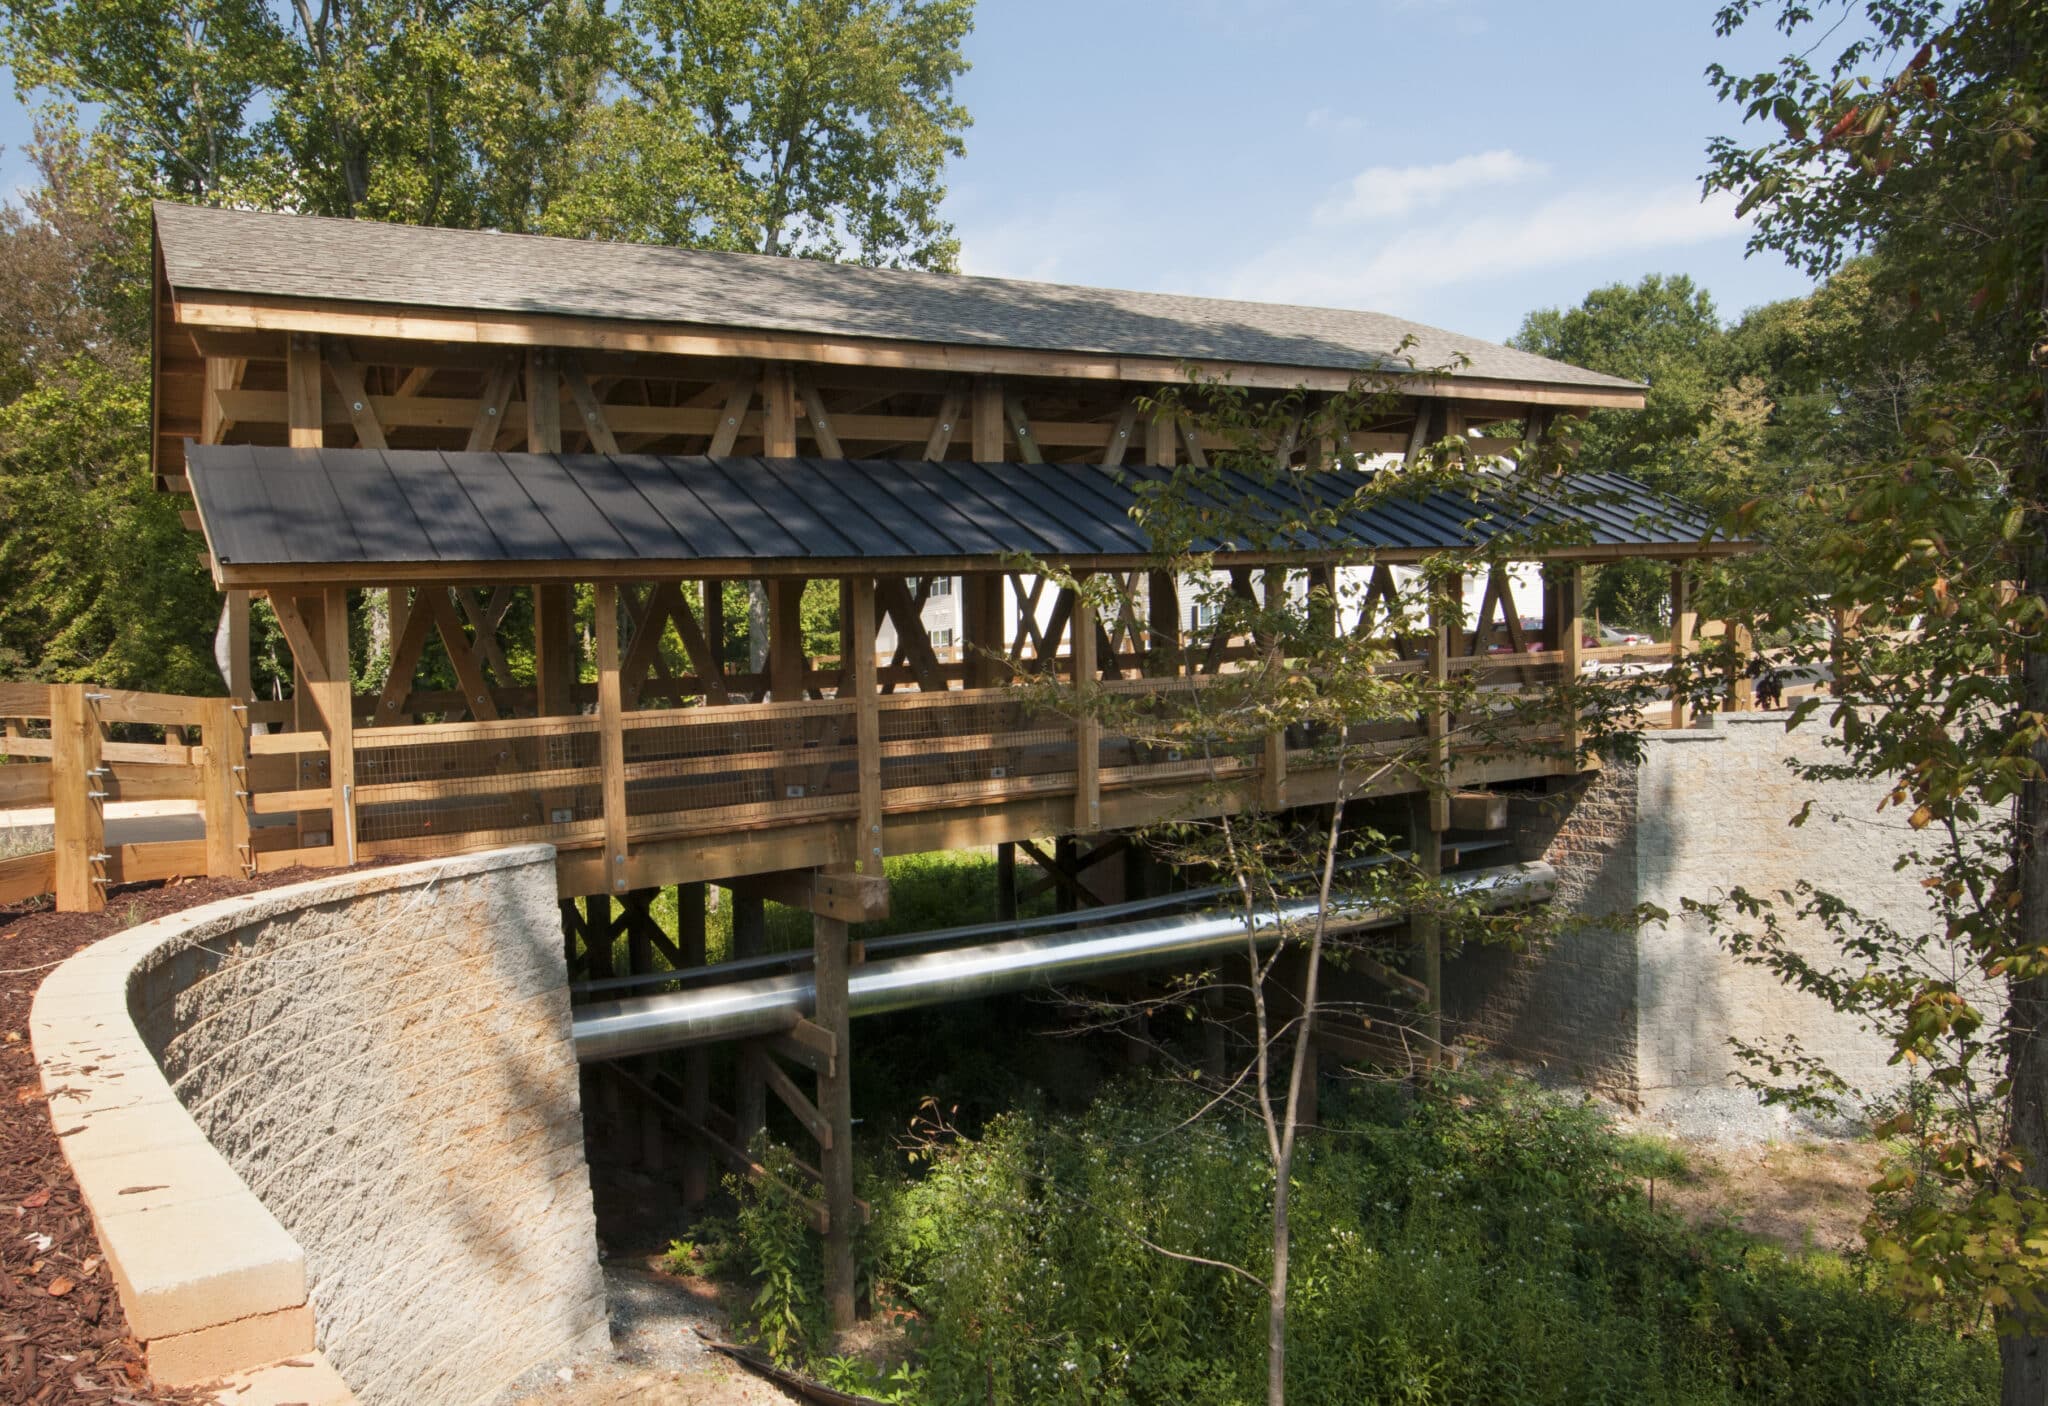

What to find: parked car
left=1583, top=623, right=1653, bottom=648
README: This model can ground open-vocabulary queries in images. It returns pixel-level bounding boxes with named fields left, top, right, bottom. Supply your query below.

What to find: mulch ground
left=1, top=865, right=386, bottom=1406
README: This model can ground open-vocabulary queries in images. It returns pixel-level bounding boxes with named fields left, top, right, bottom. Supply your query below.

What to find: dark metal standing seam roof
left=182, top=444, right=1735, bottom=584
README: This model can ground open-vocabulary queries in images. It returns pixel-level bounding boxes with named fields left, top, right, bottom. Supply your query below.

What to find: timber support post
left=677, top=882, right=713, bottom=1203
left=814, top=908, right=858, bottom=1330
left=1670, top=566, right=1695, bottom=728
left=51, top=685, right=104, bottom=913
left=200, top=695, right=251, bottom=878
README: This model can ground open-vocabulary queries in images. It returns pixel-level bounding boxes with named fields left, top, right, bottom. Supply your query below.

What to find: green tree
left=1696, top=3, right=2048, bottom=1395
left=544, top=0, right=972, bottom=267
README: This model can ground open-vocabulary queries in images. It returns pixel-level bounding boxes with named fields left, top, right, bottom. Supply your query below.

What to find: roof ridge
left=151, top=202, right=1644, bottom=393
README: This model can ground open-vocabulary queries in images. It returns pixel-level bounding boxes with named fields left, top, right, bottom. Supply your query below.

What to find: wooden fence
left=0, top=684, right=249, bottom=911
left=1, top=646, right=1591, bottom=913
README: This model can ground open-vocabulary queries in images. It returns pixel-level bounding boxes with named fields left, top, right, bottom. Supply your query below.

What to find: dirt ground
left=500, top=1262, right=795, bottom=1406
left=1655, top=1135, right=1886, bottom=1255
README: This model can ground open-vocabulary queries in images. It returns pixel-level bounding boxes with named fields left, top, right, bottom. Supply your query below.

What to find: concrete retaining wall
left=34, top=847, right=606, bottom=1402
left=1447, top=716, right=1934, bottom=1128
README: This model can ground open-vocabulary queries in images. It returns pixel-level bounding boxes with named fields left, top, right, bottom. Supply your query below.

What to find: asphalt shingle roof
left=154, top=202, right=1641, bottom=395
left=185, top=444, right=1727, bottom=582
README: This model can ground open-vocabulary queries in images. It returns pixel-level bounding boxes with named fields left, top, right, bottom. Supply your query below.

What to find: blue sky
left=0, top=0, right=1817, bottom=345
left=943, top=0, right=1819, bottom=341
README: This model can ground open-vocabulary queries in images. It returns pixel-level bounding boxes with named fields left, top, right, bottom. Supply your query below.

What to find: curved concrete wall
left=35, top=847, right=606, bottom=1402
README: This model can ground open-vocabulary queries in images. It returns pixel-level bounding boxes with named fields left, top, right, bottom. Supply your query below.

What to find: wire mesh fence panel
left=876, top=691, right=1073, bottom=795
left=623, top=703, right=861, bottom=829
left=352, top=722, right=601, bottom=844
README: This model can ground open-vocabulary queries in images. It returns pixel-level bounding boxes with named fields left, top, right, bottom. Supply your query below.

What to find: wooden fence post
left=595, top=582, right=628, bottom=895
left=1073, top=587, right=1100, bottom=833
left=51, top=685, right=105, bottom=912
left=850, top=576, right=884, bottom=875
left=201, top=696, right=251, bottom=878
left=813, top=910, right=858, bottom=1331
left=1669, top=567, right=1695, bottom=729
left=1560, top=565, right=1585, bottom=759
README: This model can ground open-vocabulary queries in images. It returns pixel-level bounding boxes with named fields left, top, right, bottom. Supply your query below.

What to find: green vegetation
left=704, top=1071, right=1994, bottom=1405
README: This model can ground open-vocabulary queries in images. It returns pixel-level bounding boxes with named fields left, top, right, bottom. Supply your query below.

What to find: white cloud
left=1221, top=182, right=1746, bottom=312
left=1312, top=149, right=1547, bottom=226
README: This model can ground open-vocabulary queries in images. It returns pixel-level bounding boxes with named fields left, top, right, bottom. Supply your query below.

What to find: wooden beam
left=744, top=1046, right=834, bottom=1149
left=1446, top=790, right=1508, bottom=831
left=729, top=868, right=889, bottom=923
left=465, top=360, right=517, bottom=452
left=202, top=356, right=247, bottom=444
left=563, top=359, right=620, bottom=453
left=923, top=388, right=963, bottom=460
left=596, top=582, right=629, bottom=895
left=286, top=333, right=323, bottom=448
left=795, top=376, right=843, bottom=458
left=1003, top=392, right=1044, bottom=464
left=324, top=341, right=388, bottom=449
left=708, top=381, right=754, bottom=456
left=172, top=293, right=1649, bottom=410
left=1100, top=401, right=1139, bottom=468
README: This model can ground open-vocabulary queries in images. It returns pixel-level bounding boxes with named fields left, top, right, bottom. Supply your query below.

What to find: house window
left=1190, top=601, right=1217, bottom=630
left=929, top=627, right=955, bottom=647
left=926, top=576, right=954, bottom=597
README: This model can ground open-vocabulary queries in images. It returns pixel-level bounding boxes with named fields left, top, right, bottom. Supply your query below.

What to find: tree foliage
left=1685, top=4, right=2048, bottom=1391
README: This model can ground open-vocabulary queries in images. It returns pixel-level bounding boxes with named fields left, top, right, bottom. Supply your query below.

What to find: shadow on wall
left=1441, top=761, right=1647, bottom=1102
left=132, top=847, right=607, bottom=1406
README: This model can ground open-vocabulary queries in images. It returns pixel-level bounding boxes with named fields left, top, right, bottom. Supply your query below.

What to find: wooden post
left=201, top=696, right=250, bottom=879
left=1559, top=565, right=1585, bottom=759
left=761, top=364, right=798, bottom=457
left=768, top=580, right=806, bottom=700
left=1427, top=585, right=1453, bottom=832
left=996, top=842, right=1017, bottom=921
left=286, top=334, right=323, bottom=448
left=51, top=685, right=104, bottom=912
left=319, top=590, right=355, bottom=862
left=533, top=584, right=576, bottom=716
left=1669, top=567, right=1695, bottom=729
left=813, top=910, right=858, bottom=1330
left=596, top=583, right=629, bottom=895
left=678, top=882, right=713, bottom=1203
left=1728, top=619, right=1755, bottom=711
left=970, top=376, right=1004, bottom=461
left=1261, top=567, right=1287, bottom=812
left=1072, top=587, right=1100, bottom=834
left=850, top=577, right=884, bottom=875
left=1146, top=571, right=1180, bottom=675
left=525, top=350, right=561, bottom=453
left=1409, top=794, right=1443, bottom=1064
left=225, top=590, right=252, bottom=698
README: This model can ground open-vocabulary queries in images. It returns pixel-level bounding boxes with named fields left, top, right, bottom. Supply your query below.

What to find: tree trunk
left=1268, top=1161, right=1289, bottom=1406
left=2002, top=420, right=2048, bottom=1401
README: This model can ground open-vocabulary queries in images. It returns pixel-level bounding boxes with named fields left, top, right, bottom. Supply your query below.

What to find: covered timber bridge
left=2, top=202, right=1736, bottom=1326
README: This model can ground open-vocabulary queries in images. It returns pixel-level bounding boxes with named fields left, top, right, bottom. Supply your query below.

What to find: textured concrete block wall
left=1634, top=718, right=1931, bottom=1111
left=1446, top=718, right=1940, bottom=1117
left=1442, top=759, right=1642, bottom=1097
left=129, top=847, right=607, bottom=1404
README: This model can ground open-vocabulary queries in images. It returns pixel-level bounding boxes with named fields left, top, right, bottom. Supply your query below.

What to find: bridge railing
left=5, top=648, right=1580, bottom=910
